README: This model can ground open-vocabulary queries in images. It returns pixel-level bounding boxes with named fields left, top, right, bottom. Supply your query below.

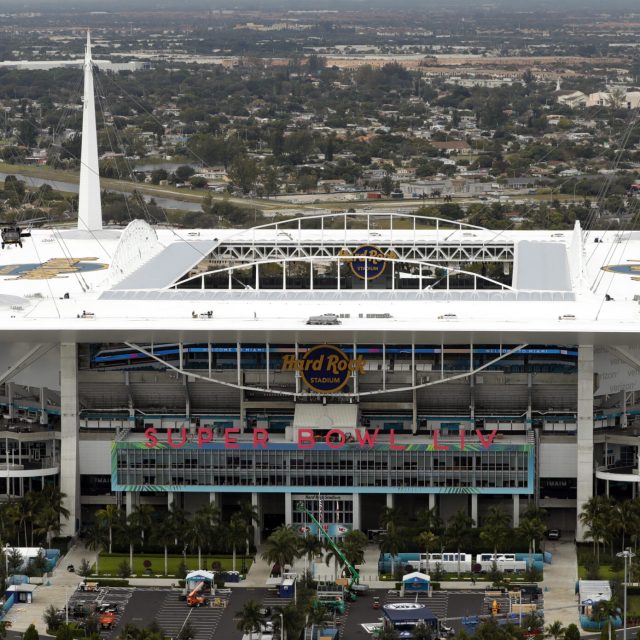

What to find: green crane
left=295, top=501, right=360, bottom=589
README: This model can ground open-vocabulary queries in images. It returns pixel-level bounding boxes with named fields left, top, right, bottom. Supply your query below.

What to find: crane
left=295, top=501, right=360, bottom=589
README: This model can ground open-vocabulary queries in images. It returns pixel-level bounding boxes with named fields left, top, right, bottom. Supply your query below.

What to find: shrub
left=176, top=560, right=188, bottom=579
left=143, top=560, right=152, bottom=569
left=94, top=579, right=129, bottom=587
left=564, top=623, right=580, bottom=640
left=77, top=559, right=91, bottom=577
left=117, top=560, right=132, bottom=578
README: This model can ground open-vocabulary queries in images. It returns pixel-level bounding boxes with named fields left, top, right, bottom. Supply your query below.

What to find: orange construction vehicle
left=99, top=611, right=116, bottom=629
left=186, top=581, right=206, bottom=607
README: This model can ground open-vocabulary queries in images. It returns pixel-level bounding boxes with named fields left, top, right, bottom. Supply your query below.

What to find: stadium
left=0, top=34, right=637, bottom=546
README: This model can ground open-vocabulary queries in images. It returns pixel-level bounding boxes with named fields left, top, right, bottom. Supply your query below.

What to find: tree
left=96, top=504, right=122, bottom=553
left=225, top=513, right=246, bottom=573
left=176, top=621, right=194, bottom=640
left=43, top=604, right=62, bottom=633
left=228, top=154, right=259, bottom=194
left=236, top=501, right=259, bottom=557
left=564, top=623, right=580, bottom=640
left=380, top=506, right=404, bottom=531
left=186, top=514, right=210, bottom=570
left=130, top=504, right=155, bottom=548
left=117, top=559, right=132, bottom=578
left=121, top=518, right=142, bottom=571
left=446, top=510, right=474, bottom=577
left=272, top=602, right=305, bottom=640
left=7, top=548, right=23, bottom=574
left=85, top=522, right=108, bottom=576
left=77, top=559, right=91, bottom=577
left=234, top=599, right=264, bottom=640
left=518, top=517, right=545, bottom=569
left=375, top=627, right=400, bottom=640
left=261, top=525, right=300, bottom=571
left=417, top=531, right=439, bottom=575
left=579, top=496, right=611, bottom=562
left=341, top=529, right=368, bottom=568
left=480, top=506, right=511, bottom=556
left=546, top=621, right=565, bottom=640
left=412, top=624, right=432, bottom=640
left=23, top=623, right=38, bottom=640
left=298, top=534, right=323, bottom=575
left=379, top=523, right=404, bottom=577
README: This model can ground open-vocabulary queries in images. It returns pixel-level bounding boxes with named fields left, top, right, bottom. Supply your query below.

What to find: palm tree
left=96, top=504, right=122, bottom=554
left=325, top=544, right=346, bottom=581
left=446, top=510, right=474, bottom=577
left=261, top=525, right=300, bottom=571
left=579, top=496, right=610, bottom=563
left=130, top=504, right=155, bottom=549
left=39, top=485, right=70, bottom=527
left=545, top=620, right=565, bottom=640
left=341, top=529, right=368, bottom=568
left=186, top=514, right=210, bottom=569
left=272, top=602, right=305, bottom=640
left=34, top=506, right=62, bottom=548
left=234, top=600, right=264, bottom=640
left=592, top=599, right=619, bottom=640
left=518, top=517, right=545, bottom=568
left=416, top=506, right=443, bottom=535
left=121, top=518, right=142, bottom=572
left=480, top=505, right=511, bottom=556
left=85, top=522, right=108, bottom=576
left=298, top=534, right=323, bottom=575
left=151, top=510, right=182, bottom=576
left=379, top=522, right=404, bottom=577
left=225, top=513, right=246, bottom=573
left=380, top=506, right=403, bottom=531
left=417, top=531, right=439, bottom=575
left=411, top=623, right=432, bottom=640
left=236, top=501, right=260, bottom=557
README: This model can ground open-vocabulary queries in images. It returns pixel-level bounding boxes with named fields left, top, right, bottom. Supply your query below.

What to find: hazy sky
left=5, top=0, right=640, bottom=9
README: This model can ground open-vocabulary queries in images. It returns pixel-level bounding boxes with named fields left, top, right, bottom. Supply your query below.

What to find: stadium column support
left=576, top=344, right=594, bottom=542
left=60, top=343, right=80, bottom=537
left=284, top=493, right=293, bottom=527
left=512, top=495, right=520, bottom=528
left=471, top=494, right=478, bottom=527
left=386, top=493, right=394, bottom=509
left=352, top=493, right=361, bottom=531
left=252, top=492, right=261, bottom=546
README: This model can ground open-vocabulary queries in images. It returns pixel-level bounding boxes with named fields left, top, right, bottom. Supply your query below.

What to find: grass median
left=92, top=553, right=253, bottom=577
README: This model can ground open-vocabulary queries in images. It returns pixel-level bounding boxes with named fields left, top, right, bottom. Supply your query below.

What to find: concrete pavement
left=541, top=539, right=580, bottom=631
left=4, top=541, right=98, bottom=633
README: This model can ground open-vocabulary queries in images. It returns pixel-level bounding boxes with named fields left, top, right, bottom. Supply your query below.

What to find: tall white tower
left=77, top=31, right=103, bottom=232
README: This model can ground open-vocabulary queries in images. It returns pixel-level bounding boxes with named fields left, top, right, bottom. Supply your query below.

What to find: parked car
left=306, top=313, right=341, bottom=325
left=547, top=529, right=561, bottom=540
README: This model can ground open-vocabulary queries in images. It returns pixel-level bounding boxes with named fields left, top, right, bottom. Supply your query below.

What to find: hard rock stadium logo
left=0, top=257, right=108, bottom=280
left=338, top=245, right=398, bottom=281
left=281, top=344, right=365, bottom=393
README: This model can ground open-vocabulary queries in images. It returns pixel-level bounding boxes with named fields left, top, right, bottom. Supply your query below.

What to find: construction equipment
left=295, top=502, right=360, bottom=590
left=186, top=581, right=206, bottom=607
left=99, top=611, right=115, bottom=629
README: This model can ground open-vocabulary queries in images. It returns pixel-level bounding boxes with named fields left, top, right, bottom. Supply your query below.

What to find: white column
left=352, top=493, right=361, bottom=531
left=512, top=495, right=520, bottom=528
left=60, top=343, right=79, bottom=537
left=471, top=494, right=478, bottom=527
left=77, top=31, right=103, bottom=232
left=428, top=494, right=436, bottom=511
left=576, top=345, right=594, bottom=541
left=209, top=492, right=218, bottom=507
left=252, top=492, right=261, bottom=546
left=284, top=493, right=293, bottom=526
left=386, top=493, right=394, bottom=509
left=167, top=492, right=175, bottom=509
left=126, top=492, right=134, bottom=517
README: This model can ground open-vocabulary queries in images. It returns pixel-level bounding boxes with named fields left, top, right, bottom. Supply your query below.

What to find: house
left=431, top=141, right=472, bottom=155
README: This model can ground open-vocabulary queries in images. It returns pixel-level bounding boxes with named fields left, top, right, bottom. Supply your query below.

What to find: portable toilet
left=279, top=577, right=294, bottom=598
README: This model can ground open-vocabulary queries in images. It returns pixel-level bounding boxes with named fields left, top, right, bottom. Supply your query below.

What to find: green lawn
left=92, top=553, right=252, bottom=577
left=577, top=563, right=623, bottom=580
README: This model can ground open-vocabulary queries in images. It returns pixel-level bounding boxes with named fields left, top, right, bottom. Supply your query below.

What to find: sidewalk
left=5, top=541, right=98, bottom=633
left=541, top=539, right=579, bottom=630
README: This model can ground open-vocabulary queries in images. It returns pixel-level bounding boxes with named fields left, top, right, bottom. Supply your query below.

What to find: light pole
left=279, top=612, right=285, bottom=640
left=616, top=547, right=635, bottom=640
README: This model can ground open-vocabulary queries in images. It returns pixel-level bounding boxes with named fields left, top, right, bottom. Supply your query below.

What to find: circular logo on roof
left=384, top=603, right=426, bottom=611
left=300, top=344, right=356, bottom=394
left=350, top=245, right=386, bottom=280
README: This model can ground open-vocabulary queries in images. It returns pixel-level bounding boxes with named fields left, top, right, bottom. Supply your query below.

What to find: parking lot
left=63, top=585, right=488, bottom=639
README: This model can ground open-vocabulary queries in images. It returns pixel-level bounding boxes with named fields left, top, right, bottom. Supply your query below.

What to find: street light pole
left=616, top=547, right=635, bottom=640
left=279, top=612, right=285, bottom=640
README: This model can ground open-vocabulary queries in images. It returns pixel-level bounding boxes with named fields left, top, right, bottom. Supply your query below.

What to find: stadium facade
left=0, top=34, right=637, bottom=543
